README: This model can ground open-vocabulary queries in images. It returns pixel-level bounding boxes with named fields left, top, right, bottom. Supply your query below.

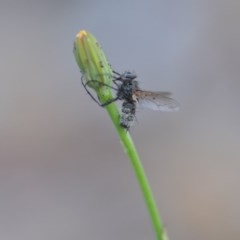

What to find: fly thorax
left=117, top=80, right=135, bottom=101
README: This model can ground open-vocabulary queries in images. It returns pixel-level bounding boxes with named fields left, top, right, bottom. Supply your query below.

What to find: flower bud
left=74, top=30, right=113, bottom=97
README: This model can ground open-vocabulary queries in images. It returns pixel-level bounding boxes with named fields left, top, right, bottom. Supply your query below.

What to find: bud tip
left=76, top=30, right=87, bottom=40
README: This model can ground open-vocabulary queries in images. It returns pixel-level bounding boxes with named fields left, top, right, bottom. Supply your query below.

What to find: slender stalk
left=74, top=30, right=168, bottom=240
left=105, top=103, right=167, bottom=240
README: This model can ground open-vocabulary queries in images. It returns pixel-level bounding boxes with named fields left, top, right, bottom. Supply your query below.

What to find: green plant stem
left=105, top=103, right=167, bottom=240
left=74, top=30, right=168, bottom=240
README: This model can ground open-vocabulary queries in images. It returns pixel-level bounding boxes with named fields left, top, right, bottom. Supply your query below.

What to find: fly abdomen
left=120, top=101, right=136, bottom=130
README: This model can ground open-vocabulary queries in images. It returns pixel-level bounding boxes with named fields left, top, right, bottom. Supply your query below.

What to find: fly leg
left=81, top=76, right=118, bottom=107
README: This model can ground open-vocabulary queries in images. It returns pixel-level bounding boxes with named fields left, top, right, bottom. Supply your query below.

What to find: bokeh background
left=1, top=1, right=240, bottom=240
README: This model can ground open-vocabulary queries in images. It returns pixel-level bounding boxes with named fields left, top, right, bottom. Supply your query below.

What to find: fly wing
left=135, top=91, right=180, bottom=111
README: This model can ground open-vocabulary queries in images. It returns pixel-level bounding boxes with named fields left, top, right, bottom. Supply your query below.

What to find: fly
left=81, top=71, right=179, bottom=130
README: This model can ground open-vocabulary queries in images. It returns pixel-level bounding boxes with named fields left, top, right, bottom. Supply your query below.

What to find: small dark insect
left=81, top=71, right=179, bottom=130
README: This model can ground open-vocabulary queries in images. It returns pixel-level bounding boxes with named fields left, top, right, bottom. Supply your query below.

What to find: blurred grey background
left=0, top=1, right=240, bottom=240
